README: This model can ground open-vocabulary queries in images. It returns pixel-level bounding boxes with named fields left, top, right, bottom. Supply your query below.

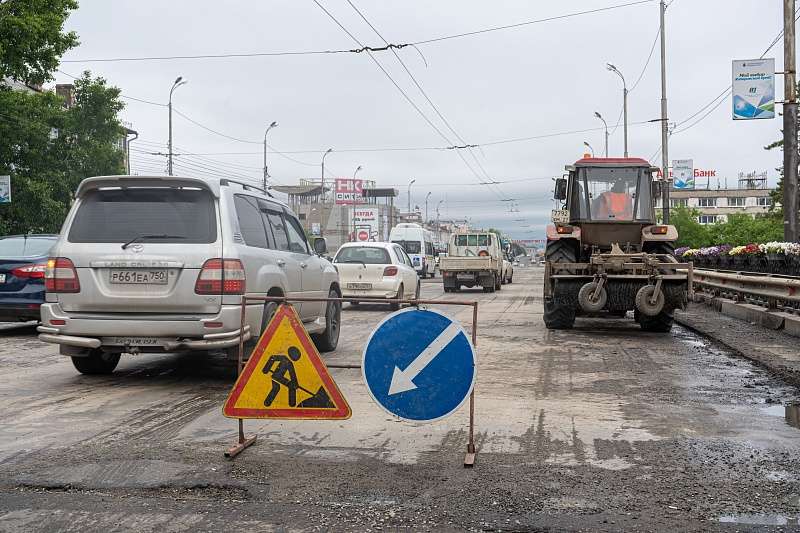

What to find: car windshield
left=334, top=247, right=392, bottom=264
left=68, top=188, right=217, bottom=243
left=392, top=240, right=421, bottom=255
left=0, top=236, right=55, bottom=257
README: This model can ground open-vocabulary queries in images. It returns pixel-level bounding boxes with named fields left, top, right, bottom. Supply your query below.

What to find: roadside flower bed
left=677, top=241, right=800, bottom=275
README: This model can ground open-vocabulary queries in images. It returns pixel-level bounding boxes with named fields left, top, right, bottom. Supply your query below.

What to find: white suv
left=38, top=175, right=341, bottom=374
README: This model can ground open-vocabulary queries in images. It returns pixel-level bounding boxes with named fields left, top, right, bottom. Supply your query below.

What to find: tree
left=0, top=71, right=126, bottom=234
left=670, top=205, right=713, bottom=248
left=711, top=212, right=782, bottom=246
left=0, top=0, right=79, bottom=84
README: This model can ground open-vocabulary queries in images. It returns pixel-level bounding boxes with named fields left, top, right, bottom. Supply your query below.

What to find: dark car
left=0, top=234, right=58, bottom=322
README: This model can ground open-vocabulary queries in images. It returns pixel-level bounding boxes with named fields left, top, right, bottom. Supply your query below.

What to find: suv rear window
left=68, top=188, right=217, bottom=243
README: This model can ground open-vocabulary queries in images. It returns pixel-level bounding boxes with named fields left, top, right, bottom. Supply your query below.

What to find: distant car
left=513, top=259, right=520, bottom=266
left=0, top=234, right=58, bottom=322
left=502, top=252, right=514, bottom=284
left=334, top=242, right=420, bottom=311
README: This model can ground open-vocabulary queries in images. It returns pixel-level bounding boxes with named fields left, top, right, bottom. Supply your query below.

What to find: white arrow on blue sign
left=361, top=308, right=477, bottom=423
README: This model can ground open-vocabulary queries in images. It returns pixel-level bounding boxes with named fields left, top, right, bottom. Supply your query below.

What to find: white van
left=389, top=223, right=435, bottom=278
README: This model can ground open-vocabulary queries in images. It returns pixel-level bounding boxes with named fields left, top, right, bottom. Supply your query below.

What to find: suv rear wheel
left=311, top=288, right=341, bottom=352
left=71, top=349, right=121, bottom=375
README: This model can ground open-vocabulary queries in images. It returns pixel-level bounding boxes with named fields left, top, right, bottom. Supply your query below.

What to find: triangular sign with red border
left=222, top=304, right=351, bottom=420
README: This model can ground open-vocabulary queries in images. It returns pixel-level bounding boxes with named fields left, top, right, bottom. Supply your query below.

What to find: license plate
left=109, top=269, right=168, bottom=284
left=347, top=283, right=372, bottom=290
left=102, top=337, right=171, bottom=346
left=551, top=209, right=570, bottom=223
left=456, top=273, right=474, bottom=279
left=0, top=274, right=5, bottom=283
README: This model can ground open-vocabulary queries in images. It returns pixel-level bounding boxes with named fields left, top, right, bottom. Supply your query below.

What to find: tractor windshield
left=570, top=166, right=653, bottom=221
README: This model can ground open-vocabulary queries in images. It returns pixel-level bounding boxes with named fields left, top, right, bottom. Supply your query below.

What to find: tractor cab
left=554, top=158, right=661, bottom=250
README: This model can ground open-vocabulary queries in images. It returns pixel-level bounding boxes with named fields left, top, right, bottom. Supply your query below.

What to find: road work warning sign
left=222, top=304, right=351, bottom=420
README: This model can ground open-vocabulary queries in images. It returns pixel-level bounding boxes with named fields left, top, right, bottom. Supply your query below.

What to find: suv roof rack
left=219, top=178, right=274, bottom=198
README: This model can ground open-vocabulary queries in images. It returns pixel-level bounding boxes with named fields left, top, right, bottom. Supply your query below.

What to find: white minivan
left=389, top=223, right=435, bottom=278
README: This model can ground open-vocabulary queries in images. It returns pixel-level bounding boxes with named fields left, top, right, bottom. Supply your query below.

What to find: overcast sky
left=52, top=1, right=791, bottom=240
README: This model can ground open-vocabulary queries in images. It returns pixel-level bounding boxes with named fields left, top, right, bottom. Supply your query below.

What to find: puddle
left=680, top=339, right=706, bottom=349
left=762, top=403, right=800, bottom=429
left=719, top=514, right=800, bottom=525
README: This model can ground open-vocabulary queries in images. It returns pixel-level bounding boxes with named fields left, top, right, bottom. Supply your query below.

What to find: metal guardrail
left=692, top=268, right=800, bottom=309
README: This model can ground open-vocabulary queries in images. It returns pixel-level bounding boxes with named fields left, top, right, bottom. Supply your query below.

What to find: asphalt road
left=1, top=265, right=799, bottom=532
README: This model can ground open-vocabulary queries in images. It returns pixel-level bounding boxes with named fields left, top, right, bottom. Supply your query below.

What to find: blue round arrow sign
left=362, top=308, right=477, bottom=423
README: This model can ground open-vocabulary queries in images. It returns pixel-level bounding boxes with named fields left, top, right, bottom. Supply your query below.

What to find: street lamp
left=583, top=141, right=595, bottom=158
left=606, top=63, right=628, bottom=157
left=321, top=148, right=332, bottom=201
left=263, top=121, right=278, bottom=191
left=594, top=111, right=609, bottom=157
left=352, top=166, right=363, bottom=241
left=425, top=192, right=431, bottom=226
left=406, top=179, right=416, bottom=219
left=353, top=165, right=362, bottom=179
left=168, top=76, right=188, bottom=176
left=436, top=199, right=443, bottom=246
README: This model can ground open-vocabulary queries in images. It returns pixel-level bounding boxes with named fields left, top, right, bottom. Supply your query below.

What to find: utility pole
left=263, top=122, right=278, bottom=191
left=784, top=0, right=798, bottom=242
left=660, top=0, right=670, bottom=224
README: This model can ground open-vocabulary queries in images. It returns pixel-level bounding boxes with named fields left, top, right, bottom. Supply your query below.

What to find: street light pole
left=263, top=121, right=278, bottom=191
left=659, top=0, right=671, bottom=224
left=425, top=191, right=431, bottom=227
left=436, top=199, right=443, bottom=246
left=583, top=141, right=594, bottom=157
left=406, top=179, right=416, bottom=220
left=594, top=111, right=609, bottom=157
left=321, top=148, right=332, bottom=201
left=352, top=166, right=362, bottom=242
left=606, top=63, right=628, bottom=157
left=168, top=76, right=187, bottom=176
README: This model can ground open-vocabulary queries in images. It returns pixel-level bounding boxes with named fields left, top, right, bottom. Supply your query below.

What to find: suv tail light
left=13, top=263, right=47, bottom=279
left=45, top=258, right=81, bottom=293
left=195, top=259, right=246, bottom=295
left=383, top=266, right=398, bottom=276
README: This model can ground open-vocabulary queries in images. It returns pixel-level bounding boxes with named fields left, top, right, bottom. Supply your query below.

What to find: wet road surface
left=1, top=266, right=799, bottom=532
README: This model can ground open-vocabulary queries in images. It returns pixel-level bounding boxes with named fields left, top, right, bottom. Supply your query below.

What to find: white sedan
left=333, top=242, right=420, bottom=310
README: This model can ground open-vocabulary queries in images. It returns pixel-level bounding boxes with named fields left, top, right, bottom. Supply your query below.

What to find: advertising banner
left=0, top=175, right=10, bottom=202
left=672, top=159, right=694, bottom=189
left=334, top=178, right=363, bottom=204
left=732, top=59, right=775, bottom=120
left=351, top=207, right=379, bottom=241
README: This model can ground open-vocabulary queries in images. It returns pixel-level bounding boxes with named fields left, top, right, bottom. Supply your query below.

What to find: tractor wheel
left=543, top=298, right=575, bottom=329
left=639, top=309, right=675, bottom=332
left=543, top=239, right=577, bottom=329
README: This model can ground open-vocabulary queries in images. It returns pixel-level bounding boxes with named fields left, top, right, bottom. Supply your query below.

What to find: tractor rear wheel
left=639, top=309, right=675, bottom=332
left=543, top=240, right=577, bottom=329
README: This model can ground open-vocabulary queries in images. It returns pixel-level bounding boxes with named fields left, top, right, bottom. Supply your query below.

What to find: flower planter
left=732, top=257, right=747, bottom=271
left=717, top=256, right=732, bottom=270
left=748, top=256, right=764, bottom=273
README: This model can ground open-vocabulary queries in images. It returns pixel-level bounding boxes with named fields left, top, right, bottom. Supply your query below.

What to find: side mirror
left=313, top=237, right=328, bottom=255
left=554, top=178, right=567, bottom=200
left=652, top=181, right=662, bottom=200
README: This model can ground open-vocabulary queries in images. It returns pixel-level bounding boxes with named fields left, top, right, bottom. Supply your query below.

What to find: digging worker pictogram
left=262, top=346, right=304, bottom=407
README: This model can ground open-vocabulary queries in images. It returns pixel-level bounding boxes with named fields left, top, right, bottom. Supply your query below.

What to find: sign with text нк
left=334, top=178, right=363, bottom=204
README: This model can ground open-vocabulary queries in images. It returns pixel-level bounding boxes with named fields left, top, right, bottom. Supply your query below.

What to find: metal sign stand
left=224, top=295, right=479, bottom=467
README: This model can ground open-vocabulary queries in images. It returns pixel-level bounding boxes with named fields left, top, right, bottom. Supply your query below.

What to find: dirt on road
left=1, top=266, right=799, bottom=532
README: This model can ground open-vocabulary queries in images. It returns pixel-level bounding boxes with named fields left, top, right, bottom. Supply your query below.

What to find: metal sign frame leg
left=225, top=296, right=257, bottom=458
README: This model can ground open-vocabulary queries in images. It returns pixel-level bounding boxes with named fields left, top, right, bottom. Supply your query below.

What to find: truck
left=440, top=232, right=505, bottom=293
left=543, top=157, right=691, bottom=332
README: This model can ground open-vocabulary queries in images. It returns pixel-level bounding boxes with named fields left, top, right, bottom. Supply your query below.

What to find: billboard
left=334, top=178, right=363, bottom=204
left=0, top=175, right=10, bottom=202
left=732, top=58, right=775, bottom=120
left=672, top=159, right=694, bottom=189
left=351, top=207, right=379, bottom=241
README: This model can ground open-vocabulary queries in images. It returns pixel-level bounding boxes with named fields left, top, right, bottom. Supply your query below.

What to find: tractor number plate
left=551, top=209, right=570, bottom=223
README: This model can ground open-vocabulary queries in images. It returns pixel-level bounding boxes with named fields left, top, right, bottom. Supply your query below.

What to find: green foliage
left=670, top=204, right=784, bottom=249
left=710, top=212, right=782, bottom=246
left=0, top=71, right=126, bottom=234
left=670, top=205, right=712, bottom=248
left=0, top=0, right=79, bottom=84
left=763, top=81, right=800, bottom=219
